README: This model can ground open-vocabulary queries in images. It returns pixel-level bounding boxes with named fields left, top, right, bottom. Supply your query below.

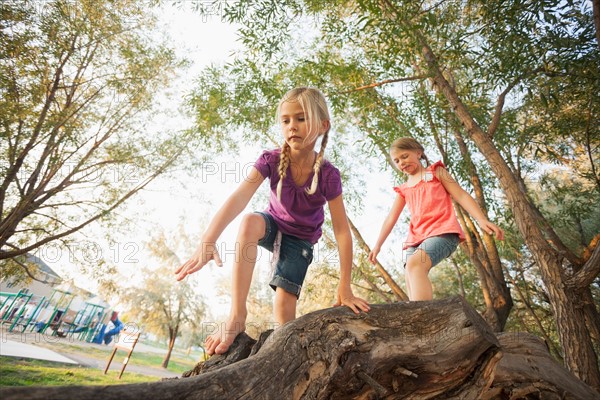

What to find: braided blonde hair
left=275, top=87, right=331, bottom=200
left=390, top=137, right=431, bottom=166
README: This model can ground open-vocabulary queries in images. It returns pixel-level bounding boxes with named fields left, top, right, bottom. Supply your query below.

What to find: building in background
left=1, top=255, right=113, bottom=341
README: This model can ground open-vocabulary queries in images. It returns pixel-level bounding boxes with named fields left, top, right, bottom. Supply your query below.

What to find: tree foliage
left=0, top=0, right=185, bottom=278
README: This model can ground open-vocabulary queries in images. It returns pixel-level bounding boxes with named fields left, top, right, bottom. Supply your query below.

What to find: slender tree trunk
left=450, top=258, right=467, bottom=297
left=593, top=0, right=600, bottom=49
left=504, top=263, right=563, bottom=357
left=428, top=112, right=513, bottom=331
left=323, top=231, right=395, bottom=303
left=162, top=326, right=178, bottom=369
left=348, top=217, right=409, bottom=301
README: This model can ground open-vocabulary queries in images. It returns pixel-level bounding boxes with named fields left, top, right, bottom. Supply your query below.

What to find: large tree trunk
left=2, top=297, right=598, bottom=399
left=411, top=31, right=600, bottom=388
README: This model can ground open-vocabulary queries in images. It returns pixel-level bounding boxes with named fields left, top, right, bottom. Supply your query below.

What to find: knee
left=238, top=213, right=266, bottom=239
left=405, top=251, right=430, bottom=275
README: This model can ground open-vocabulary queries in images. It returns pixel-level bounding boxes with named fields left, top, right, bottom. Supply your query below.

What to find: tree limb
left=0, top=147, right=183, bottom=259
left=487, top=68, right=543, bottom=138
left=340, top=75, right=429, bottom=94
left=347, top=217, right=408, bottom=301
left=566, top=242, right=600, bottom=289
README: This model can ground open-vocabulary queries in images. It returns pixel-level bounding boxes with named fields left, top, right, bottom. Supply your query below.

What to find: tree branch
left=347, top=217, right=408, bottom=301
left=341, top=75, right=429, bottom=94
left=0, top=147, right=183, bottom=260
left=584, top=93, right=600, bottom=192
left=593, top=0, right=600, bottom=49
left=566, top=242, right=600, bottom=289
left=10, top=256, right=58, bottom=285
left=487, top=68, right=543, bottom=138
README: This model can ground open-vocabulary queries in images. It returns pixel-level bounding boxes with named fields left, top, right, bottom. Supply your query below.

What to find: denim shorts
left=255, top=212, right=314, bottom=298
left=403, top=233, right=460, bottom=268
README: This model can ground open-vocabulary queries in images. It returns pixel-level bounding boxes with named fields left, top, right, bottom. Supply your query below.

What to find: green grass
left=0, top=357, right=159, bottom=386
left=125, top=351, right=197, bottom=374
left=36, top=342, right=202, bottom=374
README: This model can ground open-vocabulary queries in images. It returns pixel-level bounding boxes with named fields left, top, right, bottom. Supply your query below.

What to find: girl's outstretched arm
left=175, top=166, right=266, bottom=280
left=368, top=194, right=406, bottom=265
left=436, top=166, right=504, bottom=240
left=328, top=194, right=370, bottom=314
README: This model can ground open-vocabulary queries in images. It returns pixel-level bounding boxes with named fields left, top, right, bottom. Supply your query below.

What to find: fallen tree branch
left=2, top=297, right=597, bottom=399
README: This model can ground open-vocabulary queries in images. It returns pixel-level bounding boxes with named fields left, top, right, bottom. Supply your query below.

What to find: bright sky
left=40, top=3, right=406, bottom=319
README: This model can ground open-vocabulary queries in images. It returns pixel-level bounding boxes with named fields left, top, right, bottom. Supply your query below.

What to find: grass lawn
left=0, top=356, right=160, bottom=386
left=35, top=341, right=202, bottom=374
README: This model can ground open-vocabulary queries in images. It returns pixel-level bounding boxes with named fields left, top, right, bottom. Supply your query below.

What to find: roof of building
left=26, top=253, right=62, bottom=279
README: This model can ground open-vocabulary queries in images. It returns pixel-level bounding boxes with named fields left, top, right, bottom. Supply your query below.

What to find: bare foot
left=205, top=318, right=246, bottom=355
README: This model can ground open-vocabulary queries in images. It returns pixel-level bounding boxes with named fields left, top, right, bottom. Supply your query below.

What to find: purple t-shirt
left=254, top=149, right=343, bottom=244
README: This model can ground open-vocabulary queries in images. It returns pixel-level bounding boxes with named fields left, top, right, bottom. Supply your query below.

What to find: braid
left=276, top=142, right=291, bottom=201
left=421, top=153, right=431, bottom=167
left=306, top=130, right=329, bottom=195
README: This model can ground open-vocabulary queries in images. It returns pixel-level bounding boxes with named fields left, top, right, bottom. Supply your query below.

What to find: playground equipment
left=60, top=302, right=106, bottom=342
left=1, top=290, right=26, bottom=321
left=10, top=296, right=48, bottom=333
left=35, top=288, right=74, bottom=335
left=0, top=290, right=48, bottom=332
left=92, top=311, right=123, bottom=345
left=1, top=289, right=29, bottom=321
left=2, top=288, right=115, bottom=342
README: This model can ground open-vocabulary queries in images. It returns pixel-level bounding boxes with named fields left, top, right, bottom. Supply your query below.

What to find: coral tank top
left=394, top=161, right=465, bottom=249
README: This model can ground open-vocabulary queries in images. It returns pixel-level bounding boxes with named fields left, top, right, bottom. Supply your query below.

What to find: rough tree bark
left=407, top=24, right=600, bottom=389
left=1, top=297, right=597, bottom=399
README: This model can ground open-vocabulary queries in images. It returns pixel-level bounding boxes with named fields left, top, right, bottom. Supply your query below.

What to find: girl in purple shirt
left=176, top=87, right=370, bottom=355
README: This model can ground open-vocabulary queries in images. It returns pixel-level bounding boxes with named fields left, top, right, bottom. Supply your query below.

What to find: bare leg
left=205, top=213, right=265, bottom=355
left=273, top=287, right=297, bottom=327
left=405, top=249, right=433, bottom=301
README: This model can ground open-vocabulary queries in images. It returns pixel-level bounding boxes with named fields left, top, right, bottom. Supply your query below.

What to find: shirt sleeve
left=393, top=186, right=405, bottom=198
left=253, top=149, right=279, bottom=178
left=429, top=161, right=445, bottom=171
left=321, top=164, right=343, bottom=201
left=428, top=161, right=446, bottom=182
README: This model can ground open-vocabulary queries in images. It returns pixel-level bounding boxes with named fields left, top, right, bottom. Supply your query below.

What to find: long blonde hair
left=275, top=87, right=331, bottom=200
left=390, top=137, right=430, bottom=166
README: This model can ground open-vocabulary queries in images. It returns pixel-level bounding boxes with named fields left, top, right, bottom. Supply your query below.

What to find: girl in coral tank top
left=368, top=137, right=504, bottom=301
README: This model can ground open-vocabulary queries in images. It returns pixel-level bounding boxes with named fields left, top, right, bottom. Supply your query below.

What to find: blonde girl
left=176, top=87, right=370, bottom=355
left=368, top=137, right=504, bottom=301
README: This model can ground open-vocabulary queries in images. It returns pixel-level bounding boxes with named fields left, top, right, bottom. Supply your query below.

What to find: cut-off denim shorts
left=255, top=211, right=314, bottom=298
left=403, top=233, right=460, bottom=268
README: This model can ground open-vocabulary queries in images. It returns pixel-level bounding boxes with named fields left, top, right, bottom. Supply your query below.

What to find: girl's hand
left=367, top=247, right=380, bottom=265
left=334, top=288, right=370, bottom=314
left=175, top=241, right=223, bottom=281
left=478, top=219, right=505, bottom=240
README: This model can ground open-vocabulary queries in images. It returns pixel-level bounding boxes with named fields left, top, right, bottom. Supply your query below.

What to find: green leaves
left=181, top=0, right=599, bottom=339
left=1, top=0, right=185, bottom=263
